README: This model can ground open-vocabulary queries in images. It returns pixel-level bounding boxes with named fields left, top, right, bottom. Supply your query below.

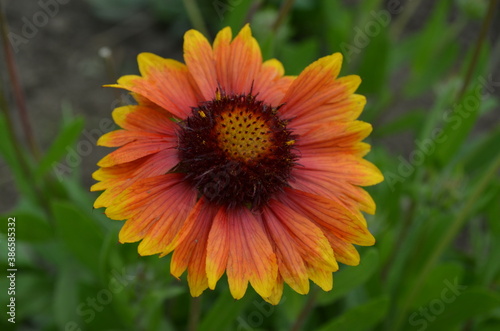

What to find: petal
left=263, top=275, right=284, bottom=305
left=226, top=207, right=277, bottom=299
left=280, top=53, right=343, bottom=119
left=296, top=120, right=373, bottom=156
left=253, top=59, right=295, bottom=107
left=213, top=26, right=233, bottom=93
left=108, top=53, right=199, bottom=119
left=170, top=198, right=219, bottom=297
left=290, top=94, right=366, bottom=131
left=295, top=155, right=384, bottom=187
left=222, top=24, right=263, bottom=94
left=184, top=29, right=217, bottom=100
left=112, top=175, right=197, bottom=254
left=264, top=199, right=338, bottom=276
left=262, top=204, right=309, bottom=294
left=92, top=148, right=179, bottom=208
left=112, top=105, right=178, bottom=134
left=323, top=231, right=361, bottom=266
left=291, top=165, right=377, bottom=215
left=306, top=263, right=333, bottom=291
left=97, top=130, right=167, bottom=147
left=280, top=189, right=375, bottom=246
left=206, top=206, right=231, bottom=289
left=96, top=137, right=175, bottom=167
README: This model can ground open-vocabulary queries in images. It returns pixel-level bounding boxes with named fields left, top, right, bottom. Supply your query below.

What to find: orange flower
left=92, top=24, right=383, bottom=304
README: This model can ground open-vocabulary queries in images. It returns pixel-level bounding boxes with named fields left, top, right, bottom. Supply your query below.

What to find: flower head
left=92, top=24, right=383, bottom=304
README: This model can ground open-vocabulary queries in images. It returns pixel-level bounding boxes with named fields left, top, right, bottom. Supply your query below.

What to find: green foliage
left=315, top=296, right=390, bottom=331
left=1, top=0, right=499, bottom=330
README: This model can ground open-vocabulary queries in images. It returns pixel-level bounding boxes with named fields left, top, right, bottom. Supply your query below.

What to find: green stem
left=391, top=153, right=500, bottom=330
left=272, top=0, right=296, bottom=33
left=182, top=0, right=210, bottom=39
left=187, top=296, right=201, bottom=331
left=291, top=286, right=319, bottom=331
left=0, top=4, right=40, bottom=160
left=458, top=0, right=498, bottom=98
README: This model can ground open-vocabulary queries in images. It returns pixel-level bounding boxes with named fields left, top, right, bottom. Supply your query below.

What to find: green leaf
left=35, top=116, right=84, bottom=179
left=462, top=125, right=500, bottom=175
left=218, top=0, right=257, bottom=31
left=315, top=296, right=389, bottom=331
left=199, top=288, right=256, bottom=331
left=356, top=31, right=390, bottom=95
left=279, top=38, right=319, bottom=75
left=321, top=0, right=353, bottom=55
left=410, top=262, right=464, bottom=309
left=12, top=272, right=53, bottom=322
left=375, top=110, right=425, bottom=138
left=53, top=265, right=80, bottom=329
left=317, top=248, right=379, bottom=305
left=435, top=87, right=482, bottom=165
left=0, top=212, right=52, bottom=242
left=404, top=0, right=459, bottom=97
left=52, top=200, right=103, bottom=274
left=0, top=113, right=36, bottom=201
left=409, top=287, right=500, bottom=331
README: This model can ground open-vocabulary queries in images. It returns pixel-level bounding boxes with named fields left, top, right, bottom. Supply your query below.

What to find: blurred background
left=0, top=0, right=499, bottom=330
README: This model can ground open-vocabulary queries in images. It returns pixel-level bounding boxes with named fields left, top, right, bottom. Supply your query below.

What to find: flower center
left=215, top=108, right=273, bottom=162
left=175, top=92, right=297, bottom=209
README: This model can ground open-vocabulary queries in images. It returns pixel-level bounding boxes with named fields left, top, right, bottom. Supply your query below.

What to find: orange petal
left=323, top=231, right=361, bottom=266
left=114, top=176, right=197, bottom=253
left=112, top=105, right=178, bottom=134
left=206, top=206, right=231, bottom=289
left=97, top=136, right=175, bottom=167
left=262, top=203, right=310, bottom=294
left=306, top=263, right=333, bottom=291
left=184, top=29, right=217, bottom=100
left=225, top=24, right=263, bottom=94
left=280, top=189, right=375, bottom=246
left=296, top=155, right=384, bottom=187
left=264, top=200, right=338, bottom=272
left=131, top=92, right=173, bottom=114
left=296, top=120, right=372, bottom=156
left=253, top=59, right=294, bottom=107
left=213, top=26, right=233, bottom=93
left=291, top=160, right=378, bottom=215
left=227, top=207, right=277, bottom=299
left=290, top=94, right=366, bottom=132
left=108, top=53, right=199, bottom=119
left=170, top=198, right=219, bottom=296
left=280, top=53, right=344, bottom=119
left=263, top=275, right=284, bottom=305
left=97, top=130, right=167, bottom=147
left=92, top=148, right=179, bottom=209
left=136, top=186, right=198, bottom=255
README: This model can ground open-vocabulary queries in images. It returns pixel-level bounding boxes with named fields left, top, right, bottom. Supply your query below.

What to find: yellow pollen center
left=215, top=107, right=273, bottom=161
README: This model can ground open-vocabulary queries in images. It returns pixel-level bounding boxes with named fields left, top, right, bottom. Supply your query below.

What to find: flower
left=92, top=24, right=383, bottom=304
